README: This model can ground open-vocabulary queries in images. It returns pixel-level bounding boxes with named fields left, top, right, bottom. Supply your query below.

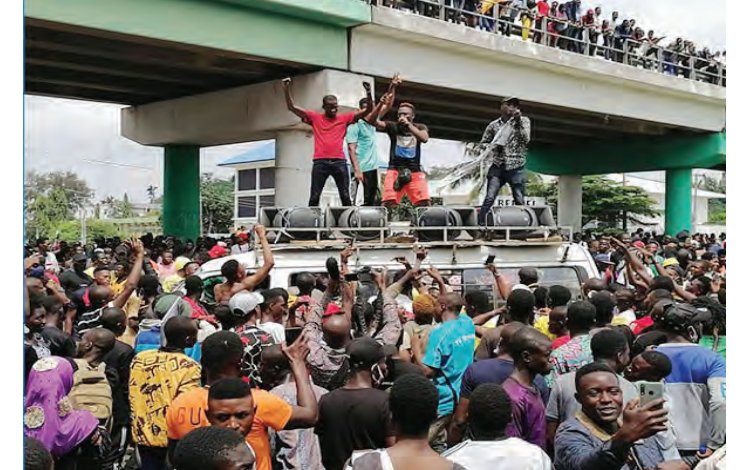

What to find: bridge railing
left=362, top=0, right=725, bottom=87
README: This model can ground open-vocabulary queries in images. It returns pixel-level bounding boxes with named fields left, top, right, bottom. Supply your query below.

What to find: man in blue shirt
left=652, top=303, right=726, bottom=467
left=411, top=293, right=475, bottom=452
left=346, top=97, right=380, bottom=206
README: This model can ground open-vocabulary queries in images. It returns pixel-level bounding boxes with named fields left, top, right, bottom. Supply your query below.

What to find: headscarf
left=24, top=357, right=99, bottom=457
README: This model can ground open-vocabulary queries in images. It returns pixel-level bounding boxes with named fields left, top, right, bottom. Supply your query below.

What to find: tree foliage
left=201, top=173, right=234, bottom=234
left=25, top=171, right=94, bottom=239
left=697, top=173, right=726, bottom=224
left=526, top=175, right=659, bottom=229
left=102, top=193, right=136, bottom=219
left=54, top=219, right=122, bottom=243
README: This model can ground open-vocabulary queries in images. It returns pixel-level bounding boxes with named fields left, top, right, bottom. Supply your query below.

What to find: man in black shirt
left=58, top=253, right=93, bottom=298
left=101, top=307, right=136, bottom=462
left=316, top=337, right=395, bottom=470
left=365, top=80, right=431, bottom=209
left=39, top=295, right=77, bottom=357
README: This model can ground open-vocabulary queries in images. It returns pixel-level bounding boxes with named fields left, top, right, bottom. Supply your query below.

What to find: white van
left=194, top=239, right=600, bottom=304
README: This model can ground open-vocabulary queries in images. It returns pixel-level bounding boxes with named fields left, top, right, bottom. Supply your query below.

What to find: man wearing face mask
left=315, top=337, right=395, bottom=470
left=651, top=303, right=725, bottom=467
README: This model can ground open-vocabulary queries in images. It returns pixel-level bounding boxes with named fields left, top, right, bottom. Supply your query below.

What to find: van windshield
left=288, top=266, right=587, bottom=306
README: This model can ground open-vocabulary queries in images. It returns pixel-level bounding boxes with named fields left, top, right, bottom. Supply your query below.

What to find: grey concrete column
left=557, top=175, right=583, bottom=235
left=274, top=129, right=315, bottom=207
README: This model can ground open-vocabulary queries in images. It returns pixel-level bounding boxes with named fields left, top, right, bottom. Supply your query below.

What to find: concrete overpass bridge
left=25, top=0, right=726, bottom=238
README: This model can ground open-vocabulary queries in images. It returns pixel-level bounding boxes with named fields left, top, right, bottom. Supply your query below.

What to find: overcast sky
left=24, top=0, right=725, bottom=202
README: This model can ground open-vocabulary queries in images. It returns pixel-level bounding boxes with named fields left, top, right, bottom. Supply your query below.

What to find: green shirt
left=345, top=120, right=379, bottom=172
left=699, top=336, right=726, bottom=360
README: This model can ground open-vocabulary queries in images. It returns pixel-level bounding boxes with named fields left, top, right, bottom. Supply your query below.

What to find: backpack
left=69, top=359, right=113, bottom=429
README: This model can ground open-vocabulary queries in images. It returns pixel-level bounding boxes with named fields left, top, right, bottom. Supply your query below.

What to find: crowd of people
left=23, top=222, right=726, bottom=470
left=366, top=0, right=725, bottom=85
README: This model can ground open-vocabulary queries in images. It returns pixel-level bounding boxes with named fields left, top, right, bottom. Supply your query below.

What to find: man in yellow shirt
left=130, top=316, right=201, bottom=470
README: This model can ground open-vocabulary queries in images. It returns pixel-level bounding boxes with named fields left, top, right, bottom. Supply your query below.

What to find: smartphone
left=344, top=273, right=359, bottom=282
left=638, top=381, right=664, bottom=407
left=285, top=327, right=303, bottom=346
left=485, top=254, right=496, bottom=265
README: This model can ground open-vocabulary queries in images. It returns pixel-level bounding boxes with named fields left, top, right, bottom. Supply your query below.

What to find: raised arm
left=372, top=270, right=403, bottom=346
left=364, top=92, right=391, bottom=131
left=379, top=74, right=402, bottom=120
left=426, top=265, right=452, bottom=295
left=611, top=237, right=653, bottom=285
left=112, top=238, right=144, bottom=309
left=282, top=78, right=310, bottom=122
left=232, top=225, right=274, bottom=294
left=352, top=82, right=373, bottom=121
left=487, top=264, right=511, bottom=301
left=282, top=332, right=319, bottom=430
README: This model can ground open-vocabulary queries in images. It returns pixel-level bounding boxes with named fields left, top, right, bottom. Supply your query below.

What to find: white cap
left=228, top=291, right=265, bottom=317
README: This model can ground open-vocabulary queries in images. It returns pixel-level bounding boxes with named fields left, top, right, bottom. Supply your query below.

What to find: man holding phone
left=554, top=363, right=685, bottom=470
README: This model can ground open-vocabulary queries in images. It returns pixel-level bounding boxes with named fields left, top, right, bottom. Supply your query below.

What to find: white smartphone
left=638, top=381, right=664, bottom=407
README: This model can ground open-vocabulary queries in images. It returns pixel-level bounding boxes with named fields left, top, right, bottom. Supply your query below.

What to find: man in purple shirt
left=503, top=326, right=553, bottom=449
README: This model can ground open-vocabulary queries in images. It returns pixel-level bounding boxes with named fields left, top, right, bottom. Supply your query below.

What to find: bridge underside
left=25, top=19, right=320, bottom=105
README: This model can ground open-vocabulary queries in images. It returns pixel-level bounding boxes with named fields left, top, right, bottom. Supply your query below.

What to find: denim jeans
left=478, top=164, right=526, bottom=226
left=309, top=159, right=352, bottom=207
left=351, top=169, right=380, bottom=206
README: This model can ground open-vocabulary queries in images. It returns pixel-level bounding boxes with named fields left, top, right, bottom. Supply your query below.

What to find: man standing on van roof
left=364, top=76, right=432, bottom=209
left=282, top=77, right=373, bottom=208
left=477, top=97, right=531, bottom=228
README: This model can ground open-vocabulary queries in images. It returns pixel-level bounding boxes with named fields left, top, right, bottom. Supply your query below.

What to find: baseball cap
left=594, top=254, right=615, bottom=265
left=502, top=96, right=520, bottom=107
left=228, top=291, right=264, bottom=317
left=655, top=302, right=711, bottom=332
left=346, top=337, right=385, bottom=369
left=662, top=258, right=679, bottom=268
left=174, top=256, right=191, bottom=271
left=208, top=245, right=227, bottom=259
left=323, top=303, right=342, bottom=321
left=632, top=240, right=645, bottom=248
left=73, top=253, right=88, bottom=263
left=238, top=233, right=249, bottom=240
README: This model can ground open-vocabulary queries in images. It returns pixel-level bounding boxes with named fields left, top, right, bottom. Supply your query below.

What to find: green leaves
left=200, top=173, right=234, bottom=233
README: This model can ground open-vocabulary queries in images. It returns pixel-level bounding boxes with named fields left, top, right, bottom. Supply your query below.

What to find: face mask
left=371, top=363, right=385, bottom=388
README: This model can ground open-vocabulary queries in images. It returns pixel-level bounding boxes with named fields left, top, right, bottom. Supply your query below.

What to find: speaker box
left=414, top=207, right=464, bottom=242
left=327, top=207, right=388, bottom=241
left=260, top=207, right=323, bottom=242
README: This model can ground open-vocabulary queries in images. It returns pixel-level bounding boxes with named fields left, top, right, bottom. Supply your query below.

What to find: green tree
left=105, top=193, right=136, bottom=219
left=201, top=173, right=234, bottom=234
left=522, top=175, right=659, bottom=229
left=53, top=219, right=123, bottom=243
left=25, top=171, right=94, bottom=239
left=696, top=173, right=726, bottom=224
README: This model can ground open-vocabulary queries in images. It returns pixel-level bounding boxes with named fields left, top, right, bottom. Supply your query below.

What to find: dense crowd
left=23, top=224, right=725, bottom=470
left=367, top=0, right=725, bottom=85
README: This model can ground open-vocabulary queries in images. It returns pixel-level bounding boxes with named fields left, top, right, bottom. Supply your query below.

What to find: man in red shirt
left=282, top=78, right=372, bottom=207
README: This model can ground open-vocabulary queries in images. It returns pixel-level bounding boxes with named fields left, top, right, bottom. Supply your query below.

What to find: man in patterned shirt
left=477, top=97, right=532, bottom=228
left=546, top=300, right=596, bottom=390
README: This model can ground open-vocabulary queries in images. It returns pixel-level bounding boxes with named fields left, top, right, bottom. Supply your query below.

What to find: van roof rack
left=259, top=224, right=572, bottom=248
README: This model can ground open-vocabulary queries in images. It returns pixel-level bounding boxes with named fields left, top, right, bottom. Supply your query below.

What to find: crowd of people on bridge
left=24, top=222, right=726, bottom=470
left=365, top=0, right=725, bottom=85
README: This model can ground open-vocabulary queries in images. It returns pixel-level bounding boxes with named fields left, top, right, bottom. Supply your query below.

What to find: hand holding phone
left=638, top=381, right=664, bottom=408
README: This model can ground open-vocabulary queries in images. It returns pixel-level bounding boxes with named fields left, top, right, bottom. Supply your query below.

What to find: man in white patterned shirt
left=477, top=97, right=532, bottom=228
left=443, top=383, right=551, bottom=470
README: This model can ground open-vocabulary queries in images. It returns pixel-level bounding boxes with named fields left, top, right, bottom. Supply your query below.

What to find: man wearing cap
left=162, top=257, right=199, bottom=293
left=231, top=233, right=250, bottom=255
left=58, top=252, right=93, bottom=299
left=652, top=302, right=726, bottom=467
left=228, top=291, right=278, bottom=388
left=477, top=97, right=532, bottom=229
left=315, top=337, right=394, bottom=470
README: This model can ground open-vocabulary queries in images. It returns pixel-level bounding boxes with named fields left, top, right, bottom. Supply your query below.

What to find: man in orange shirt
left=166, top=330, right=318, bottom=470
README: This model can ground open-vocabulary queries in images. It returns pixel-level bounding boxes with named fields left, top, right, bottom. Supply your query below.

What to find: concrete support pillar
left=557, top=175, right=583, bottom=235
left=274, top=130, right=315, bottom=207
left=665, top=168, right=692, bottom=236
left=163, top=145, right=201, bottom=239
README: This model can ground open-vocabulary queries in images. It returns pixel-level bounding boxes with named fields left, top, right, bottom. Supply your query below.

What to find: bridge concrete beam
left=527, top=132, right=725, bottom=175
left=121, top=69, right=374, bottom=146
